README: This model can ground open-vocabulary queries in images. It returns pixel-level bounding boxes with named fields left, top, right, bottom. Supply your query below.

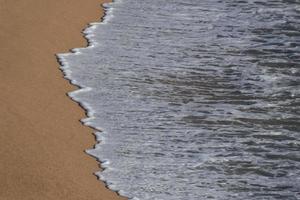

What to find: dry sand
left=0, top=0, right=126, bottom=199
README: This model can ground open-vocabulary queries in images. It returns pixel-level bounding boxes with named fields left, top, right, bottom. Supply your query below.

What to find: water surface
left=58, top=0, right=300, bottom=199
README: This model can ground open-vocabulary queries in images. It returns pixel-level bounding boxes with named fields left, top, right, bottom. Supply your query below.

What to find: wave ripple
left=58, top=0, right=300, bottom=199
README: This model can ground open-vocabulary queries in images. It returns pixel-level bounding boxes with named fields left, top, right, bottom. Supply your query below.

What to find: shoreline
left=0, top=0, right=126, bottom=199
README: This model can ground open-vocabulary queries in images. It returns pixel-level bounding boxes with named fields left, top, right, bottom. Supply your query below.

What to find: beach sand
left=0, top=0, right=126, bottom=199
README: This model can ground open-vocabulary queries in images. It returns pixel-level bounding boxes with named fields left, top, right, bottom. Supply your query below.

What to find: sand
left=0, top=0, right=126, bottom=199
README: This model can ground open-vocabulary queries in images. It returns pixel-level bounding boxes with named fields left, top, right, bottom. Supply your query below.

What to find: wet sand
left=0, top=0, right=126, bottom=199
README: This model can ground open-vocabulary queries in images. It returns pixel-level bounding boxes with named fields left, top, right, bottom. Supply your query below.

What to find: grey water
left=58, top=0, right=300, bottom=199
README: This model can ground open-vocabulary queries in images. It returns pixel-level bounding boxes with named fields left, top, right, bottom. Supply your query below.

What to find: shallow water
left=58, top=0, right=300, bottom=199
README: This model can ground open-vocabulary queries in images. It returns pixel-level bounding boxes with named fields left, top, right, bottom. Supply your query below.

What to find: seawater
left=57, top=0, right=300, bottom=199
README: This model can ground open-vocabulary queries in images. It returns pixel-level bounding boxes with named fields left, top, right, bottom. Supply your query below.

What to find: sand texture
left=0, top=0, right=126, bottom=199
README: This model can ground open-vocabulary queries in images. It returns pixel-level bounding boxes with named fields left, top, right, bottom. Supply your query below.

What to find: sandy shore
left=0, top=0, right=126, bottom=199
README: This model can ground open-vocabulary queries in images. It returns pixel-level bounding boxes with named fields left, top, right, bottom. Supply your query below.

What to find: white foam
left=55, top=1, right=120, bottom=196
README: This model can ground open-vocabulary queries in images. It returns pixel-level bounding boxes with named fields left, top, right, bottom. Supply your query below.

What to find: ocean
left=57, top=0, right=300, bottom=199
